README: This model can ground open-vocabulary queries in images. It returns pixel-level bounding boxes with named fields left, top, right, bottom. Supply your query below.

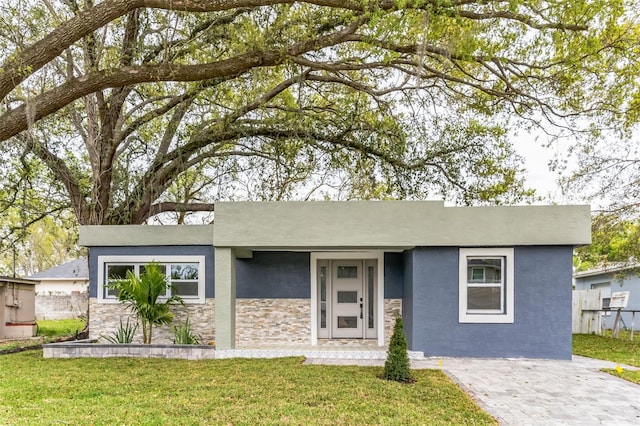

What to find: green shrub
left=101, top=318, right=138, bottom=344
left=171, top=317, right=202, bottom=345
left=383, top=315, right=414, bottom=383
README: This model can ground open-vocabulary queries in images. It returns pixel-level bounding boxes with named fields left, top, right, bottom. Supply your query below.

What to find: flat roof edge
left=79, top=225, right=214, bottom=246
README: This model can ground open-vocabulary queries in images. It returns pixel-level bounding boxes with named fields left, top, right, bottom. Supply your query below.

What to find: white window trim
left=310, top=251, right=385, bottom=347
left=97, top=255, right=206, bottom=304
left=459, top=248, right=514, bottom=324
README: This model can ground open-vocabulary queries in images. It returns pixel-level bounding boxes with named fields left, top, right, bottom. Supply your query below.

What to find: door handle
left=360, top=302, right=363, bottom=319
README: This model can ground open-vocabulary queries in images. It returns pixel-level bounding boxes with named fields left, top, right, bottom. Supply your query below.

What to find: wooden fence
left=572, top=289, right=602, bottom=334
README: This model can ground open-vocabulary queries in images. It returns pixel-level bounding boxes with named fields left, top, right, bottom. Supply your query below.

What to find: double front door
left=317, top=259, right=377, bottom=339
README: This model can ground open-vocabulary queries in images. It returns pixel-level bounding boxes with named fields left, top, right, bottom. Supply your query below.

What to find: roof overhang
left=574, top=263, right=640, bottom=279
left=79, top=224, right=214, bottom=246
left=213, top=201, right=591, bottom=249
left=0, top=277, right=39, bottom=286
left=79, top=201, right=591, bottom=250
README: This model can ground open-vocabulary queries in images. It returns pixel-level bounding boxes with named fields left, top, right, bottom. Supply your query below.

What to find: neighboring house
left=28, top=258, right=89, bottom=320
left=80, top=201, right=590, bottom=359
left=0, top=277, right=37, bottom=339
left=574, top=264, right=640, bottom=330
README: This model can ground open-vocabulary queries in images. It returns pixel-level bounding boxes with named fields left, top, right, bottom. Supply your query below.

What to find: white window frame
left=97, top=255, right=206, bottom=304
left=459, top=248, right=514, bottom=323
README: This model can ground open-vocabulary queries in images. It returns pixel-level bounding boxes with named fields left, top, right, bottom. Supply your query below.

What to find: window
left=98, top=256, right=206, bottom=304
left=459, top=248, right=514, bottom=323
left=336, top=265, right=358, bottom=278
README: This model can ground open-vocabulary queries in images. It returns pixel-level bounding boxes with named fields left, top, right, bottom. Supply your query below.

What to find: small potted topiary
left=383, top=315, right=415, bottom=383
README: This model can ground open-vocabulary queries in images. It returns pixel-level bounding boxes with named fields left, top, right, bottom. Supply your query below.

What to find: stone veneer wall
left=236, top=299, right=311, bottom=347
left=235, top=298, right=400, bottom=347
left=89, top=298, right=215, bottom=344
left=384, top=298, right=402, bottom=343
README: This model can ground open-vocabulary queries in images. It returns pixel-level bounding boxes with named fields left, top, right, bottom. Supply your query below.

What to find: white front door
left=314, top=254, right=380, bottom=342
left=331, top=261, right=363, bottom=338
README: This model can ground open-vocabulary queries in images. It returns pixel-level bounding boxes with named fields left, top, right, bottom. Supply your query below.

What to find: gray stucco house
left=80, top=201, right=590, bottom=359
left=574, top=264, right=640, bottom=330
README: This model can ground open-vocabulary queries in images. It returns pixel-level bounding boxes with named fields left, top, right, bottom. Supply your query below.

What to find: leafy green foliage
left=107, top=262, right=182, bottom=344
left=171, top=316, right=202, bottom=345
left=101, top=318, right=138, bottom=344
left=0, top=149, right=82, bottom=276
left=0, top=354, right=496, bottom=425
left=383, top=315, right=414, bottom=383
left=3, top=1, right=637, bottom=229
left=574, top=214, right=640, bottom=271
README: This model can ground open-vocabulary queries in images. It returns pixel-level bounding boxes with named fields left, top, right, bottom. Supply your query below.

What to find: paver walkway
left=305, top=356, right=640, bottom=425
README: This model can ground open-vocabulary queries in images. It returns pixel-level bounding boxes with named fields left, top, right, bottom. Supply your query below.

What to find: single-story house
left=28, top=258, right=89, bottom=320
left=574, top=264, right=640, bottom=330
left=0, top=276, right=37, bottom=339
left=80, top=201, right=590, bottom=359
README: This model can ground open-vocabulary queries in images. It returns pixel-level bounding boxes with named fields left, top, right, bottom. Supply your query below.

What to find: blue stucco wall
left=404, top=246, right=574, bottom=359
left=384, top=252, right=404, bottom=299
left=88, top=246, right=215, bottom=298
left=236, top=252, right=310, bottom=298
left=236, top=251, right=404, bottom=299
left=90, top=249, right=402, bottom=300
left=574, top=272, right=640, bottom=330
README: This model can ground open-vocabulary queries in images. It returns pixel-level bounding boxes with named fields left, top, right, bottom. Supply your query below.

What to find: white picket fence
left=572, top=289, right=602, bottom=334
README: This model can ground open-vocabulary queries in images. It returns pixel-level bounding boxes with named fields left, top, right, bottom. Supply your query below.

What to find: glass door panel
left=331, top=261, right=363, bottom=338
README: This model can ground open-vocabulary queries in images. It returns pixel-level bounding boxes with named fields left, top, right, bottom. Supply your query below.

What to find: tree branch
left=0, top=16, right=366, bottom=142
left=17, top=135, right=88, bottom=222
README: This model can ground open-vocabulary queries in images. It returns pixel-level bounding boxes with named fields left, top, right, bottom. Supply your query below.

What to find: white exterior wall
left=36, top=279, right=89, bottom=295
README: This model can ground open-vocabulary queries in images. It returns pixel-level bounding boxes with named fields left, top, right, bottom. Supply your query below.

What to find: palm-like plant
left=109, top=262, right=183, bottom=344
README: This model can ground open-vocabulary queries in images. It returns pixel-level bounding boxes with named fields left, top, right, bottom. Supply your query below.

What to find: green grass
left=573, top=333, right=640, bottom=384
left=0, top=352, right=496, bottom=425
left=36, top=318, right=86, bottom=337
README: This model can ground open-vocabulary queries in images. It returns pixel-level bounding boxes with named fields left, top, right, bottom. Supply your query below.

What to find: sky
left=512, top=132, right=575, bottom=205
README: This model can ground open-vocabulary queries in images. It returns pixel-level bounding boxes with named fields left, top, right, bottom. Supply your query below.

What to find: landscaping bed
left=43, top=339, right=216, bottom=360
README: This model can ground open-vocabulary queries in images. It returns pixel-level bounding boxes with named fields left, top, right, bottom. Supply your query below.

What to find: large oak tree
left=0, top=0, right=638, bottom=231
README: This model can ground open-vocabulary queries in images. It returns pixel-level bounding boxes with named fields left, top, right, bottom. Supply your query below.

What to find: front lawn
left=0, top=351, right=496, bottom=425
left=573, top=333, right=640, bottom=384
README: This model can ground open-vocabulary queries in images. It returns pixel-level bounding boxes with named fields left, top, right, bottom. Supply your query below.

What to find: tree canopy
left=1, top=0, right=638, bottom=233
left=574, top=214, right=640, bottom=272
